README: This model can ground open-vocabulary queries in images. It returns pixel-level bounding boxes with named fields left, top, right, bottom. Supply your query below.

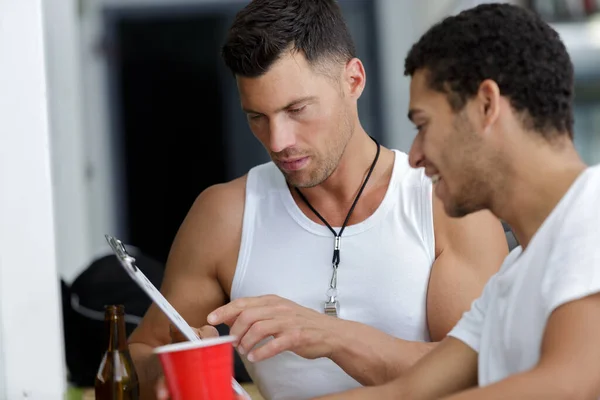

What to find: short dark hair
left=404, top=3, right=574, bottom=138
left=221, top=0, right=356, bottom=78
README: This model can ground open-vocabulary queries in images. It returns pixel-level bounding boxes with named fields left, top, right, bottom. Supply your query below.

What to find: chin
left=447, top=200, right=486, bottom=218
left=284, top=165, right=333, bottom=189
left=284, top=171, right=320, bottom=189
left=446, top=206, right=471, bottom=218
left=440, top=179, right=488, bottom=218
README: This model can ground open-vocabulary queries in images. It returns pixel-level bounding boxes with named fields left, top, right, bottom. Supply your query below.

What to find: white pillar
left=43, top=0, right=94, bottom=284
left=0, top=0, right=67, bottom=398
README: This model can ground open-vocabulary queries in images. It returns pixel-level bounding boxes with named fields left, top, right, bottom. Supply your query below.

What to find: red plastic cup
left=154, top=335, right=236, bottom=400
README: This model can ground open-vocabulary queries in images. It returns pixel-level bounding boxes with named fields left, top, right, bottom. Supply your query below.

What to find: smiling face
left=408, top=69, right=504, bottom=217
left=236, top=51, right=361, bottom=188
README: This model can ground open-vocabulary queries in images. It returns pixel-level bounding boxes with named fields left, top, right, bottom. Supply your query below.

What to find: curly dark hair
left=404, top=3, right=574, bottom=138
left=221, top=0, right=356, bottom=78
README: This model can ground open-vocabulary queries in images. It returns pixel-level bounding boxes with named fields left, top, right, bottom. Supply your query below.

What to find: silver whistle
left=324, top=298, right=340, bottom=318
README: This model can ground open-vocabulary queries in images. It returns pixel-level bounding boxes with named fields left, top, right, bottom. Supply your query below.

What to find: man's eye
left=289, top=106, right=306, bottom=114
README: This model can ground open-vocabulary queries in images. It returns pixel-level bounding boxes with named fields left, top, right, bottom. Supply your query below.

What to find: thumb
left=170, top=324, right=220, bottom=343
left=196, top=325, right=220, bottom=339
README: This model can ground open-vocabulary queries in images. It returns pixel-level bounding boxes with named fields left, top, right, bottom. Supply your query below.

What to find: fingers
left=208, top=299, right=250, bottom=326
left=236, top=318, right=284, bottom=358
left=229, top=305, right=282, bottom=346
left=156, top=375, right=169, bottom=400
left=247, top=335, right=294, bottom=363
left=169, top=324, right=220, bottom=343
left=208, top=295, right=283, bottom=326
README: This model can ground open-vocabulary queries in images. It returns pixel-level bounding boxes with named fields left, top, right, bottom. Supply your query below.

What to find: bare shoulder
left=167, top=175, right=248, bottom=276
left=186, top=175, right=247, bottom=228
left=161, top=176, right=246, bottom=284
left=432, top=194, right=508, bottom=268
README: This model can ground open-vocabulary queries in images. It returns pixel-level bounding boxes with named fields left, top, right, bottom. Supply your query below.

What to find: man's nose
left=408, top=134, right=426, bottom=168
left=268, top=118, right=296, bottom=153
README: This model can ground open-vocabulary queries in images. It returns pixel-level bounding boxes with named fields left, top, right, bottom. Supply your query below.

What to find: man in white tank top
left=318, top=3, right=600, bottom=400
left=127, top=1, right=509, bottom=399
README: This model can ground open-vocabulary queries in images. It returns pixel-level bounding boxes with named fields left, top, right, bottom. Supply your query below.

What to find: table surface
left=72, top=383, right=264, bottom=400
left=242, top=383, right=265, bottom=399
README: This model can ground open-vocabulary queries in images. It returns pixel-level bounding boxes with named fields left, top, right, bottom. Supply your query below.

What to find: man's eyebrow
left=279, top=96, right=317, bottom=111
left=242, top=96, right=318, bottom=115
left=242, top=106, right=261, bottom=115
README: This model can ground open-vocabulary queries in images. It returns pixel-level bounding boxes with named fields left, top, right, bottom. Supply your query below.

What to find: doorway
left=103, top=1, right=383, bottom=264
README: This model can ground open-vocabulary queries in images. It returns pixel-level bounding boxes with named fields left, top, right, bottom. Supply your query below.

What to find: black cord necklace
left=295, top=136, right=381, bottom=317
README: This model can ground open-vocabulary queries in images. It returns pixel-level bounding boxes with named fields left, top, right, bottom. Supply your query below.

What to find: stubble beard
left=444, top=114, right=496, bottom=218
left=285, top=108, right=355, bottom=189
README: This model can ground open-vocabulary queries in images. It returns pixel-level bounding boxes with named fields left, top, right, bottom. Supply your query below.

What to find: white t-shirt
left=448, top=164, right=600, bottom=386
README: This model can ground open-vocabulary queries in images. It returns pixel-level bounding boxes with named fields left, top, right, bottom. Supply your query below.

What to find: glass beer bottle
left=95, top=305, right=140, bottom=400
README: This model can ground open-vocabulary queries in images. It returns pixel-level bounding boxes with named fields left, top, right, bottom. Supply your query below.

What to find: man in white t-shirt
left=316, top=3, right=600, bottom=399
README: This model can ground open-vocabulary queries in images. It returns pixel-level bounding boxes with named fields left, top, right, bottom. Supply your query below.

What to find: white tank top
left=230, top=150, right=435, bottom=400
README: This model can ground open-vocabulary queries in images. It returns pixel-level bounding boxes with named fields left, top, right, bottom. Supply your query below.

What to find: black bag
left=62, top=247, right=164, bottom=387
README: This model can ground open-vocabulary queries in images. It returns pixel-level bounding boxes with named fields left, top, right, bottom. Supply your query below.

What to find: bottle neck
left=105, top=306, right=128, bottom=352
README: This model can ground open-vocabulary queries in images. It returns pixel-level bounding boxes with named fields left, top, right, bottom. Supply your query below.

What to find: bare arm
left=326, top=320, right=436, bottom=386
left=313, top=336, right=479, bottom=400
left=427, top=195, right=508, bottom=341
left=128, top=177, right=246, bottom=400
left=442, top=293, right=600, bottom=400
left=324, top=195, right=507, bottom=384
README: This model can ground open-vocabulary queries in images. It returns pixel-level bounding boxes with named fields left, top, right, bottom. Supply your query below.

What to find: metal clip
left=105, top=234, right=137, bottom=272
left=334, top=236, right=341, bottom=251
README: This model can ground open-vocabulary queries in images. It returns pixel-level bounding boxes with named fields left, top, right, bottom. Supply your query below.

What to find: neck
left=492, top=137, right=587, bottom=249
left=298, top=129, right=389, bottom=204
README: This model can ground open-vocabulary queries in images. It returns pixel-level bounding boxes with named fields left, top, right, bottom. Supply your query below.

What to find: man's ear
left=343, top=58, right=366, bottom=99
left=477, top=79, right=501, bottom=131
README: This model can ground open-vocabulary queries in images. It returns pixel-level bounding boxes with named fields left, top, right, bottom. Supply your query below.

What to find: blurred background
left=2, top=0, right=600, bottom=398
left=50, top=0, right=600, bottom=284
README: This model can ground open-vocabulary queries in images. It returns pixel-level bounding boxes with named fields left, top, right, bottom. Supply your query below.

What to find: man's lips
left=425, top=169, right=441, bottom=184
left=277, top=157, right=309, bottom=171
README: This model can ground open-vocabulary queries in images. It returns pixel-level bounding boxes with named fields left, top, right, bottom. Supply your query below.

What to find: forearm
left=329, top=319, right=437, bottom=386
left=312, top=379, right=401, bottom=400
left=130, top=342, right=163, bottom=400
left=318, top=337, right=479, bottom=400
left=442, top=369, right=575, bottom=400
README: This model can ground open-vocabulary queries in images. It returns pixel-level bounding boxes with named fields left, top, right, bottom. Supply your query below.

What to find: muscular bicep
left=128, top=180, right=244, bottom=348
left=427, top=196, right=508, bottom=341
